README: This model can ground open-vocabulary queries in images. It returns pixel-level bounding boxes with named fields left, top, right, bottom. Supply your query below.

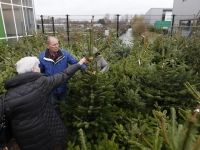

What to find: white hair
left=15, top=56, right=40, bottom=74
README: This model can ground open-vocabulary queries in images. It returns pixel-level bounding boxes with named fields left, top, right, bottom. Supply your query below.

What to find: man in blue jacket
left=39, top=36, right=86, bottom=115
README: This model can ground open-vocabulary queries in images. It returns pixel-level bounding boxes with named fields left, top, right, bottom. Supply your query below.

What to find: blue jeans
left=51, top=90, right=67, bottom=115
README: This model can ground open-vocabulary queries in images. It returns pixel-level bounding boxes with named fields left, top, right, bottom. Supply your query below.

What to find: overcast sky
left=34, top=0, right=174, bottom=20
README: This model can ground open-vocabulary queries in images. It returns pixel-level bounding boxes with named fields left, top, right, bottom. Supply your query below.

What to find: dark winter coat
left=1, top=63, right=80, bottom=150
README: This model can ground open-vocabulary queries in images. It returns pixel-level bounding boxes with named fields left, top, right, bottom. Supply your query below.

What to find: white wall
left=145, top=8, right=172, bottom=25
left=172, top=0, right=200, bottom=26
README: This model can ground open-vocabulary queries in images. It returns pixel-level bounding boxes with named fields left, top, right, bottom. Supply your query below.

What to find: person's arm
left=67, top=52, right=86, bottom=69
left=80, top=64, right=86, bottom=69
left=99, top=57, right=109, bottom=73
left=45, top=58, right=86, bottom=91
left=38, top=53, right=45, bottom=73
left=39, top=62, right=45, bottom=73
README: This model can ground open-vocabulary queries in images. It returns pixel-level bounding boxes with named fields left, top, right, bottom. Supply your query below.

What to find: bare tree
left=104, top=13, right=111, bottom=24
left=130, top=15, right=146, bottom=36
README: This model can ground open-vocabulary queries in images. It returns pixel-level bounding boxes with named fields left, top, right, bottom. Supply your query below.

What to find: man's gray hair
left=15, top=56, right=40, bottom=74
left=45, top=36, right=58, bottom=45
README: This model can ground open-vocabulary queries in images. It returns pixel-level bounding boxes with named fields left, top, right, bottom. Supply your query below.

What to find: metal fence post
left=116, top=14, right=120, bottom=38
left=171, top=14, right=176, bottom=37
left=52, top=17, right=55, bottom=35
left=66, top=14, right=70, bottom=42
left=40, top=15, right=44, bottom=34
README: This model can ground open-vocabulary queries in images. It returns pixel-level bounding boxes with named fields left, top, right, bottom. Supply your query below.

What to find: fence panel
left=35, top=14, right=200, bottom=41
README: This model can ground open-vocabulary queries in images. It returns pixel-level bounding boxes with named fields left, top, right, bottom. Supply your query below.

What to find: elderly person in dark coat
left=0, top=56, right=86, bottom=150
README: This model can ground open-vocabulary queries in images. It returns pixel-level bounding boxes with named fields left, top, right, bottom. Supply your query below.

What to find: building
left=0, top=0, right=36, bottom=43
left=172, top=0, right=200, bottom=27
left=145, top=8, right=172, bottom=29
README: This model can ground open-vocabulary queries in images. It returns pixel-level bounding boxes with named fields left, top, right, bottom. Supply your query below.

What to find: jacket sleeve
left=44, top=63, right=80, bottom=92
left=38, top=52, right=45, bottom=73
left=67, top=52, right=86, bottom=69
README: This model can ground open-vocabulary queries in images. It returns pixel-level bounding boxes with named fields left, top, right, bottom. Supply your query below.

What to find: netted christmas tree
left=60, top=22, right=119, bottom=144
left=60, top=69, right=118, bottom=143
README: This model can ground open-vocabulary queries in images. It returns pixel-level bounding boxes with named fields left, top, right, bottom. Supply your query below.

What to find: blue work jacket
left=39, top=49, right=86, bottom=93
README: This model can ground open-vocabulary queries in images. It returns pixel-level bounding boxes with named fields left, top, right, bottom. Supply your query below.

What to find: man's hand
left=78, top=57, right=87, bottom=65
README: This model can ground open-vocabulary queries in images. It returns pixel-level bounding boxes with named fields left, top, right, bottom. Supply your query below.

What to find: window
left=1, top=4, right=16, bottom=37
left=23, top=7, right=35, bottom=35
left=1, top=0, right=11, bottom=3
left=13, top=6, right=25, bottom=36
left=12, top=0, right=21, bottom=5
left=22, top=0, right=32, bottom=7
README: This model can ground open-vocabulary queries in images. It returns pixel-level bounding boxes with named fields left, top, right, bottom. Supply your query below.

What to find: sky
left=34, top=0, right=174, bottom=20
